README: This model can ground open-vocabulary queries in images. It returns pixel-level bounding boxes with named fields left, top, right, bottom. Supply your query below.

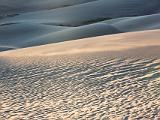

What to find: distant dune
left=1, top=0, right=160, bottom=25
left=0, top=0, right=96, bottom=18
left=104, top=13, right=160, bottom=32
left=0, top=14, right=160, bottom=51
left=0, top=29, right=160, bottom=57
left=0, top=0, right=160, bottom=51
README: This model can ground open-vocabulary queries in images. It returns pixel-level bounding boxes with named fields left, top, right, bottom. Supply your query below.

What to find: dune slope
left=0, top=0, right=96, bottom=18
left=0, top=29, right=160, bottom=57
left=1, top=0, right=160, bottom=25
left=0, top=30, right=160, bottom=119
left=0, top=23, right=68, bottom=49
left=0, top=53, right=160, bottom=120
left=0, top=0, right=160, bottom=51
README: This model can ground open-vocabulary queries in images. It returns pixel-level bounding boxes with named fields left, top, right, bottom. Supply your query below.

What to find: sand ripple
left=0, top=55, right=160, bottom=120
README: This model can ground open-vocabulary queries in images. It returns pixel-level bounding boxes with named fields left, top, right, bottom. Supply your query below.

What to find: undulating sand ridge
left=0, top=29, right=160, bottom=57
left=1, top=13, right=160, bottom=51
left=0, top=0, right=160, bottom=51
left=1, top=0, right=160, bottom=25
left=0, top=0, right=97, bottom=18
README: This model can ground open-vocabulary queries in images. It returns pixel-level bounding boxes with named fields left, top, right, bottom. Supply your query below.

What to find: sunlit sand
left=0, top=0, right=160, bottom=120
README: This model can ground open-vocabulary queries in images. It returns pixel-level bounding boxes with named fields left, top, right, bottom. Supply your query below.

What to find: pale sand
left=0, top=30, right=160, bottom=120
left=0, top=29, right=160, bottom=57
left=0, top=56, right=159, bottom=120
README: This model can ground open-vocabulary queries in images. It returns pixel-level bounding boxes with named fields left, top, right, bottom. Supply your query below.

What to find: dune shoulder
left=0, top=29, right=160, bottom=58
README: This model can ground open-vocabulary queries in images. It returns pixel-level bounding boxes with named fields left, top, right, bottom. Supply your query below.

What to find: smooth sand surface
left=0, top=0, right=160, bottom=51
left=1, top=14, right=160, bottom=51
left=0, top=0, right=96, bottom=17
left=1, top=0, right=160, bottom=25
left=0, top=29, right=160, bottom=57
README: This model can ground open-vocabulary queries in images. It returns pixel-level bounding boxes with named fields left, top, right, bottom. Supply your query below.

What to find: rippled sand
left=0, top=53, right=159, bottom=120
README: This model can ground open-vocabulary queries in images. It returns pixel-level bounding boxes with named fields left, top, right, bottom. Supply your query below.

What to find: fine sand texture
left=0, top=30, right=160, bottom=120
left=0, top=55, right=160, bottom=120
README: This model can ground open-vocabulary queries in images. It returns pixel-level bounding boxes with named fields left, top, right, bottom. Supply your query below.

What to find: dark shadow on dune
left=44, top=17, right=112, bottom=27
left=0, top=0, right=98, bottom=20
left=0, top=0, right=160, bottom=52
left=0, top=14, right=19, bottom=20
left=0, top=23, right=18, bottom=26
left=20, top=23, right=122, bottom=48
left=44, top=0, right=99, bottom=11
left=0, top=46, right=16, bottom=51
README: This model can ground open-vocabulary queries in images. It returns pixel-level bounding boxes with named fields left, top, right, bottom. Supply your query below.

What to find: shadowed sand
left=0, top=29, right=160, bottom=57
left=0, top=1, right=160, bottom=51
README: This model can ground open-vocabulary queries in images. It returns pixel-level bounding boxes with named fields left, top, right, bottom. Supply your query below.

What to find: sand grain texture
left=0, top=30, right=160, bottom=119
left=0, top=55, right=160, bottom=120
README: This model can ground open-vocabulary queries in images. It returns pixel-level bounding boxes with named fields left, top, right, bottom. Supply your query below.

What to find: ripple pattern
left=0, top=55, right=160, bottom=120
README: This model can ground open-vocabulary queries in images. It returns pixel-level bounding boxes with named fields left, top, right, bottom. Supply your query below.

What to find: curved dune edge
left=0, top=29, right=160, bottom=57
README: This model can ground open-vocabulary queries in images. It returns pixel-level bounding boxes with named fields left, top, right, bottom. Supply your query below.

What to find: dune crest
left=0, top=0, right=160, bottom=51
left=0, top=29, right=160, bottom=57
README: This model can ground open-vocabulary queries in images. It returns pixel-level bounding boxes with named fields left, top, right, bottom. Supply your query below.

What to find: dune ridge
left=0, top=29, right=160, bottom=57
left=0, top=0, right=160, bottom=51
left=0, top=0, right=97, bottom=18
left=0, top=13, right=160, bottom=51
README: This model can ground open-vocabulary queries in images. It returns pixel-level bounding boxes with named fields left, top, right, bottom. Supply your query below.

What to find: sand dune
left=0, top=53, right=159, bottom=120
left=0, top=0, right=96, bottom=19
left=0, top=29, right=160, bottom=119
left=0, top=0, right=160, bottom=51
left=104, top=13, right=160, bottom=32
left=1, top=13, right=160, bottom=51
left=0, top=29, right=160, bottom=57
left=1, top=14, right=160, bottom=51
left=0, top=23, right=120, bottom=48
left=0, top=1, right=160, bottom=120
left=0, top=45, right=17, bottom=51
left=20, top=23, right=121, bottom=48
left=1, top=0, right=160, bottom=25
left=0, top=23, right=67, bottom=49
